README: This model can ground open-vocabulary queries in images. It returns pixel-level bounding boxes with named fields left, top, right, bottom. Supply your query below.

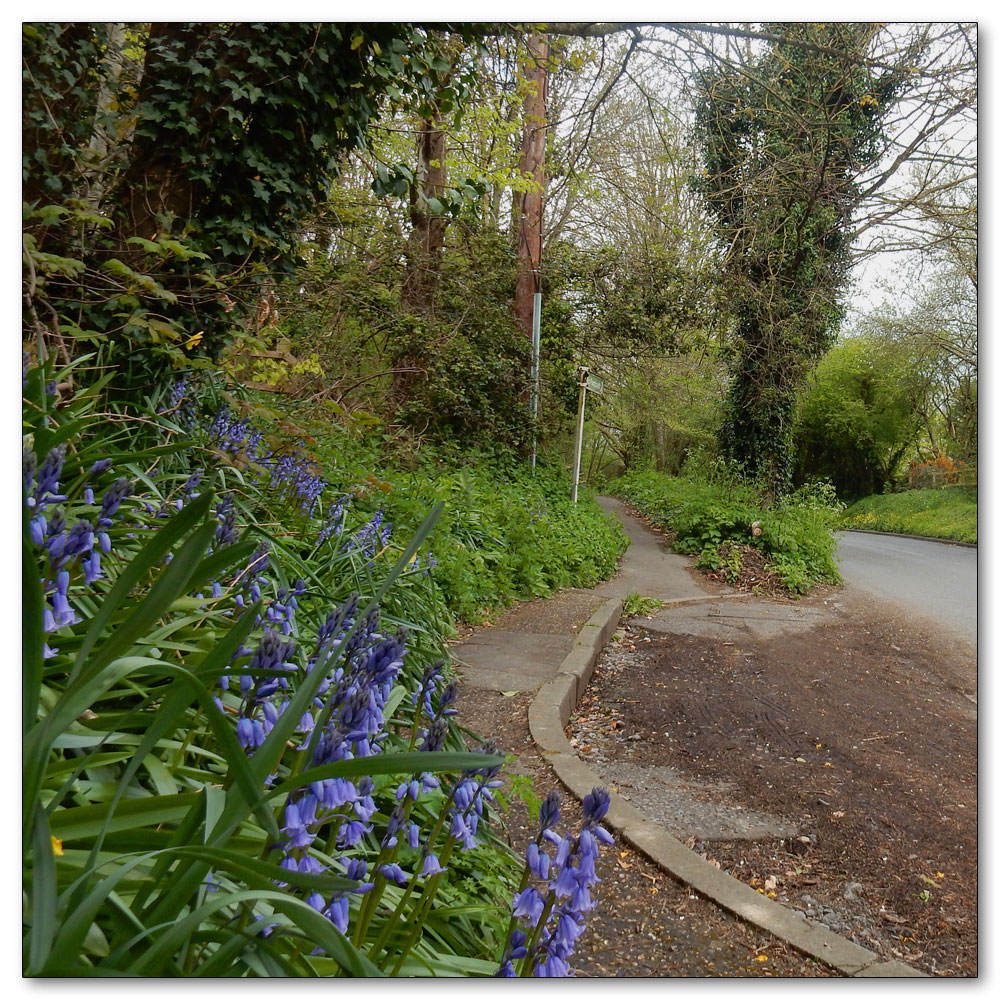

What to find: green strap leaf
left=25, top=802, right=58, bottom=975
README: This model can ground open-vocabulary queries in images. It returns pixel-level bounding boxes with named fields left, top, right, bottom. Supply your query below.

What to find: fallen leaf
left=764, top=876, right=777, bottom=891
left=500, top=690, right=519, bottom=697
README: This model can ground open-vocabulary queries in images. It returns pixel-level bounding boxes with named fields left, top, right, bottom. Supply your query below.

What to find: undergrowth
left=612, top=469, right=842, bottom=594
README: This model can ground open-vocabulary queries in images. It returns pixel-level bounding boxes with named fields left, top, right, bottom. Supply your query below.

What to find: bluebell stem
left=23, top=447, right=37, bottom=499
left=33, top=445, right=68, bottom=507
left=499, top=784, right=614, bottom=978
left=214, top=494, right=238, bottom=547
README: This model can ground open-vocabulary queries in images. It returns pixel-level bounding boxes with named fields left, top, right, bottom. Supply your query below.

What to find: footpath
left=451, top=496, right=925, bottom=978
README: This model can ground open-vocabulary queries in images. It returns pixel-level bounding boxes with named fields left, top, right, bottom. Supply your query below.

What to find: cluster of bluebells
left=341, top=508, right=392, bottom=564
left=158, top=377, right=197, bottom=429
left=221, top=603, right=511, bottom=949
left=496, top=787, right=613, bottom=977
left=316, top=494, right=351, bottom=547
left=248, top=599, right=449, bottom=934
left=25, top=444, right=137, bottom=657
left=206, top=406, right=328, bottom=516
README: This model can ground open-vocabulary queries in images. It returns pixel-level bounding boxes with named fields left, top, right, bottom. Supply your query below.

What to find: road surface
left=835, top=530, right=978, bottom=646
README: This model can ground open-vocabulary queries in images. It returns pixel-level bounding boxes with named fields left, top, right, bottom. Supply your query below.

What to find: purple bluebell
left=214, top=495, right=238, bottom=547
left=29, top=516, right=46, bottom=546
left=539, top=790, right=562, bottom=832
left=324, top=895, right=350, bottom=934
left=419, top=717, right=449, bottom=752
left=534, top=953, right=571, bottom=977
left=98, top=477, right=133, bottom=524
left=512, top=887, right=546, bottom=927
left=33, top=445, right=67, bottom=506
left=82, top=551, right=102, bottom=584
left=581, top=787, right=610, bottom=824
left=23, top=447, right=37, bottom=499
left=376, top=863, right=408, bottom=886
left=420, top=853, right=446, bottom=877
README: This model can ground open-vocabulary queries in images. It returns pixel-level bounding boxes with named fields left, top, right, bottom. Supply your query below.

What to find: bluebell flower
left=526, top=842, right=550, bottom=880
left=419, top=717, right=449, bottom=752
left=33, top=445, right=67, bottom=506
left=581, top=787, right=611, bottom=824
left=29, top=516, right=46, bottom=546
left=512, top=888, right=546, bottom=927
left=534, top=953, right=571, bottom=977
left=23, top=447, right=37, bottom=499
left=82, top=551, right=102, bottom=585
left=539, top=790, right=562, bottom=831
left=376, top=863, right=408, bottom=886
left=214, top=494, right=238, bottom=547
left=420, top=853, right=446, bottom=877
left=324, top=895, right=350, bottom=934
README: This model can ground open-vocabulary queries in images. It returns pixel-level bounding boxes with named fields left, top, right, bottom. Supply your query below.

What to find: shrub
left=612, top=469, right=841, bottom=594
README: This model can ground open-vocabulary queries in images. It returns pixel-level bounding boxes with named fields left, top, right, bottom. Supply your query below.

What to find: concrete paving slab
left=590, top=497, right=715, bottom=602
left=644, top=600, right=825, bottom=641
left=490, top=589, right=604, bottom=635
left=453, top=631, right=573, bottom=691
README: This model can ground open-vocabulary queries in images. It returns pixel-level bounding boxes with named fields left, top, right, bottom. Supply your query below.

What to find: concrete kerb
left=527, top=596, right=928, bottom=978
left=840, top=527, right=976, bottom=549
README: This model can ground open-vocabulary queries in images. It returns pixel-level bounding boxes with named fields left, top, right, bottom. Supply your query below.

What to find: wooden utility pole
left=513, top=34, right=548, bottom=343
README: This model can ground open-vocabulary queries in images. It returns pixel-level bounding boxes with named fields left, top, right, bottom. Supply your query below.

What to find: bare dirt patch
left=457, top=686, right=835, bottom=977
left=569, top=596, right=977, bottom=977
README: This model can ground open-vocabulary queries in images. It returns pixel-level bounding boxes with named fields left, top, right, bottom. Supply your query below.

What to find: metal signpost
left=530, top=292, right=541, bottom=471
left=571, top=365, right=601, bottom=502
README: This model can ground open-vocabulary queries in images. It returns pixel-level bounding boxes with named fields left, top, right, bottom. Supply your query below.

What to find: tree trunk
left=401, top=111, right=448, bottom=313
left=513, top=34, right=548, bottom=343
left=394, top=108, right=449, bottom=405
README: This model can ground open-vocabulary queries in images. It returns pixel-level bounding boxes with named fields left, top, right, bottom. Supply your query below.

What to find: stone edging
left=527, top=597, right=928, bottom=979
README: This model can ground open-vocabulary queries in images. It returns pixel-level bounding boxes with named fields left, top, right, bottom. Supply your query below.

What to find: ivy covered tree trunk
left=694, top=22, right=911, bottom=498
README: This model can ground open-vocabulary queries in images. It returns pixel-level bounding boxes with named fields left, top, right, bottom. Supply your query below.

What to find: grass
left=622, top=593, right=667, bottom=618
left=840, top=487, right=977, bottom=544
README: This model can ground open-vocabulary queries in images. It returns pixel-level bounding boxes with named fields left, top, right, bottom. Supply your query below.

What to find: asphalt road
left=835, top=530, right=978, bottom=646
